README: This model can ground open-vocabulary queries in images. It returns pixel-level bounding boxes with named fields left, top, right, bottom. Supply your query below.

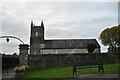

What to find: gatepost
left=19, top=44, right=29, bottom=65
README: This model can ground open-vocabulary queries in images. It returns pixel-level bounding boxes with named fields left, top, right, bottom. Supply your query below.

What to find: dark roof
left=43, top=39, right=100, bottom=49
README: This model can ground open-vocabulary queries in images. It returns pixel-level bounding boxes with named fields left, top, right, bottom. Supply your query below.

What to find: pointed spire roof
left=31, top=20, right=33, bottom=27
left=41, top=20, right=44, bottom=27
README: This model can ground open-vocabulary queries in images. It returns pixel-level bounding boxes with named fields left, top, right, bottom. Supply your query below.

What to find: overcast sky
left=0, top=0, right=119, bottom=54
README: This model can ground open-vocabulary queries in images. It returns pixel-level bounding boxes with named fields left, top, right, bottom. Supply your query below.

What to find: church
left=30, top=21, right=100, bottom=55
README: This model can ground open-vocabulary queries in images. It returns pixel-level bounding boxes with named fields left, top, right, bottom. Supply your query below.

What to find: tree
left=12, top=53, right=18, bottom=56
left=99, top=25, right=120, bottom=53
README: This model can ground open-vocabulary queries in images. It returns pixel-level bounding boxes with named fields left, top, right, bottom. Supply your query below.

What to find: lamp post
left=0, top=36, right=24, bottom=44
left=0, top=35, right=29, bottom=65
left=6, top=38, right=9, bottom=42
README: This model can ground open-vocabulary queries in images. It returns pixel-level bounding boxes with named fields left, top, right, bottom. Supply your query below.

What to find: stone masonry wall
left=28, top=53, right=119, bottom=69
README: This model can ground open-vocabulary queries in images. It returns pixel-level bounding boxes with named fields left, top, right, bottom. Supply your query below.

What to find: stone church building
left=30, top=21, right=100, bottom=55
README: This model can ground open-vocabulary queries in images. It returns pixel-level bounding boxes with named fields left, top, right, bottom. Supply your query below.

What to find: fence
left=2, top=55, right=19, bottom=70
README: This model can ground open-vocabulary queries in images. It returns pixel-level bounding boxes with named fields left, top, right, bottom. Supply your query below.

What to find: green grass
left=21, top=66, right=73, bottom=78
left=21, top=64, right=119, bottom=78
left=77, top=64, right=119, bottom=74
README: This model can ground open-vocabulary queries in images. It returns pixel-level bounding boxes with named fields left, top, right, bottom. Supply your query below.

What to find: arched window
left=34, top=50, right=36, bottom=54
left=36, top=32, right=38, bottom=37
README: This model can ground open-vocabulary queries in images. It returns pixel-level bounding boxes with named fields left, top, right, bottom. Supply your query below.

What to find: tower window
left=34, top=50, right=36, bottom=54
left=36, top=32, right=38, bottom=37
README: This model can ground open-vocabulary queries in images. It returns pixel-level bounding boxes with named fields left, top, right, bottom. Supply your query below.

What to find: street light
left=6, top=38, right=9, bottom=42
left=0, top=36, right=24, bottom=44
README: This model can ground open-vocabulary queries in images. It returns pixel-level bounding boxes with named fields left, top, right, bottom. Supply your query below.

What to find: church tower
left=30, top=21, right=45, bottom=55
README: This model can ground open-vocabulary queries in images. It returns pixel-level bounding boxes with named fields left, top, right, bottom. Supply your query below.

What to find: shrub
left=14, top=65, right=28, bottom=72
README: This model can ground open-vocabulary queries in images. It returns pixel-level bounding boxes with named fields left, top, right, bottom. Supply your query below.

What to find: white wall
left=93, top=48, right=100, bottom=53
left=42, top=48, right=100, bottom=54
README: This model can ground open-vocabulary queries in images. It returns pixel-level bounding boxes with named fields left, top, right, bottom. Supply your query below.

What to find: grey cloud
left=1, top=2, right=118, bottom=54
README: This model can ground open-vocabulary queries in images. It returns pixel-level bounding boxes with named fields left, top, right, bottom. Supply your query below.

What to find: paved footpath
left=79, top=74, right=119, bottom=78
left=2, top=68, right=15, bottom=79
left=68, top=74, right=119, bottom=80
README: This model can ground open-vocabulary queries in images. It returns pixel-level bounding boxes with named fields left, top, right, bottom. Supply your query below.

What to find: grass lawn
left=20, top=64, right=119, bottom=78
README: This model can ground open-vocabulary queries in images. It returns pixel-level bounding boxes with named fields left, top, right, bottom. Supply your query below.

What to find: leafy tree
left=99, top=25, right=120, bottom=53
left=12, top=53, right=17, bottom=56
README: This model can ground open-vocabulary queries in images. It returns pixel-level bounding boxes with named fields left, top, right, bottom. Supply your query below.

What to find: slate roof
left=43, top=39, right=100, bottom=49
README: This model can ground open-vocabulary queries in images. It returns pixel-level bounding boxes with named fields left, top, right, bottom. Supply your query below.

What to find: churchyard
left=16, top=64, right=119, bottom=78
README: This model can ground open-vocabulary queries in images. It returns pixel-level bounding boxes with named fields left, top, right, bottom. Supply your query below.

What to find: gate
left=2, top=55, right=19, bottom=70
